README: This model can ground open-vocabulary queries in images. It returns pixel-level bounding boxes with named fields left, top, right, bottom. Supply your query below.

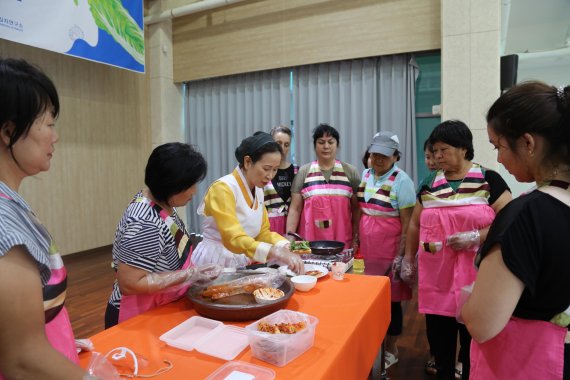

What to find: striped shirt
left=108, top=192, right=188, bottom=308
left=0, top=181, right=69, bottom=322
left=0, top=182, right=51, bottom=283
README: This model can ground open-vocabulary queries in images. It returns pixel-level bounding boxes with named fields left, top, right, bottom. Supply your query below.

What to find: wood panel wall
left=172, top=0, right=441, bottom=82
left=0, top=40, right=151, bottom=255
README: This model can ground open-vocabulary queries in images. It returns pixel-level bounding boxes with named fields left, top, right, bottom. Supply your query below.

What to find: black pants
left=387, top=302, right=403, bottom=336
left=425, top=314, right=470, bottom=380
left=426, top=315, right=436, bottom=357
left=104, top=302, right=120, bottom=329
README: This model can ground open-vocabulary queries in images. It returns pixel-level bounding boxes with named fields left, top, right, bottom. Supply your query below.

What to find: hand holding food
left=267, top=245, right=305, bottom=274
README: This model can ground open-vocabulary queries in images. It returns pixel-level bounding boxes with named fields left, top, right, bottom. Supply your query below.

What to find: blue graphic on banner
left=67, top=1, right=144, bottom=73
left=0, top=0, right=145, bottom=73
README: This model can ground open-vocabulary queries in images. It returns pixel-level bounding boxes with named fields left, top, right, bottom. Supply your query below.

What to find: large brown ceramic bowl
left=187, top=273, right=294, bottom=321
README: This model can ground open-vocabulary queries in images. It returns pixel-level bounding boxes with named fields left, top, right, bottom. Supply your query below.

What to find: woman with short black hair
left=402, top=120, right=511, bottom=380
left=0, top=57, right=89, bottom=379
left=191, top=132, right=304, bottom=272
left=286, top=124, right=360, bottom=248
left=105, top=143, right=221, bottom=328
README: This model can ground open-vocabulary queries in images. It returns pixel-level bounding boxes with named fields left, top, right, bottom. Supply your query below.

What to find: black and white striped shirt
left=108, top=192, right=188, bottom=308
left=0, top=182, right=51, bottom=284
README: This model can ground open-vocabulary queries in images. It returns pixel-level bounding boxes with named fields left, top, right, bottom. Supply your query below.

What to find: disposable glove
left=186, top=263, right=223, bottom=285
left=456, top=283, right=474, bottom=324
left=267, top=245, right=305, bottom=274
left=144, top=263, right=222, bottom=293
left=391, top=255, right=403, bottom=280
left=400, top=255, right=417, bottom=286
left=84, top=352, right=120, bottom=379
left=446, top=230, right=480, bottom=251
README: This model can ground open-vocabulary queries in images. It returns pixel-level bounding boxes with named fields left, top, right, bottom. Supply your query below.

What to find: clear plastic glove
left=84, top=352, right=120, bottom=380
left=391, top=255, right=403, bottom=280
left=186, top=263, right=223, bottom=286
left=400, top=255, right=417, bottom=286
left=456, top=283, right=474, bottom=324
left=446, top=230, right=480, bottom=251
left=267, top=245, right=305, bottom=274
left=76, top=338, right=94, bottom=353
left=145, top=263, right=222, bottom=293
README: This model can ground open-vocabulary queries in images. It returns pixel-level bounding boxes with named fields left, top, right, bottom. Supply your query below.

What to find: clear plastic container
left=159, top=316, right=249, bottom=360
left=245, top=309, right=319, bottom=367
left=159, top=316, right=222, bottom=351
left=195, top=325, right=249, bottom=361
left=205, top=361, right=275, bottom=380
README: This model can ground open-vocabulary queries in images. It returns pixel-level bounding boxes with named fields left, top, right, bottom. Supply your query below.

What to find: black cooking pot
left=287, top=232, right=345, bottom=256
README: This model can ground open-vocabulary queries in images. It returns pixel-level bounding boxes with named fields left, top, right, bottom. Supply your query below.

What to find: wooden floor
left=64, top=247, right=432, bottom=380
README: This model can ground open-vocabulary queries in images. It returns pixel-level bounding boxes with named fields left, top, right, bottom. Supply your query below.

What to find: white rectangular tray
left=160, top=316, right=249, bottom=361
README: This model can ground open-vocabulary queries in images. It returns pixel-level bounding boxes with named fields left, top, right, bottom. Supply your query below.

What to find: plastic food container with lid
left=244, top=309, right=319, bottom=367
left=205, top=360, right=275, bottom=380
left=159, top=316, right=249, bottom=361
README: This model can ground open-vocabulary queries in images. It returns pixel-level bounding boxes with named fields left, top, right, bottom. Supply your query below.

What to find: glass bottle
left=352, top=246, right=365, bottom=274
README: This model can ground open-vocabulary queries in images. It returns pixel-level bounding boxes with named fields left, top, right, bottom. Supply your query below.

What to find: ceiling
left=503, top=0, right=570, bottom=54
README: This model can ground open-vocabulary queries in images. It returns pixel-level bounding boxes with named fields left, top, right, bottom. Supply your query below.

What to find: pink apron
left=0, top=192, right=78, bottom=380
left=118, top=198, right=193, bottom=323
left=298, top=160, right=353, bottom=248
left=268, top=216, right=286, bottom=236
left=418, top=165, right=496, bottom=317
left=358, top=169, right=411, bottom=301
left=264, top=165, right=298, bottom=236
left=470, top=317, right=565, bottom=379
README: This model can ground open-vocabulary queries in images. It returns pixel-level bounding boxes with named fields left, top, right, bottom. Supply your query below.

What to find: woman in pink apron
left=462, top=82, right=570, bottom=379
left=357, top=131, right=416, bottom=368
left=402, top=120, right=511, bottom=380
left=104, top=143, right=221, bottom=328
left=286, top=124, right=361, bottom=249
left=0, top=59, right=88, bottom=379
left=264, top=125, right=298, bottom=236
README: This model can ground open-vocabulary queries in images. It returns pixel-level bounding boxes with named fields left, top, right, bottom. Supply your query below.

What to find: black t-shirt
left=478, top=190, right=570, bottom=321
left=417, top=168, right=510, bottom=205
left=272, top=165, right=296, bottom=203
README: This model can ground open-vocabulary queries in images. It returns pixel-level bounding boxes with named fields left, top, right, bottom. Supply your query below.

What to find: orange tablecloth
left=80, top=274, right=390, bottom=379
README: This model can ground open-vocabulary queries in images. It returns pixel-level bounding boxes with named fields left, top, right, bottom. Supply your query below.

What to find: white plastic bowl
left=291, top=275, right=317, bottom=292
left=253, top=287, right=285, bottom=304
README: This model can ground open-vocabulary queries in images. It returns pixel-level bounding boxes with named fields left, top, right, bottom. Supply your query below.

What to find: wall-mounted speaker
left=501, top=54, right=519, bottom=91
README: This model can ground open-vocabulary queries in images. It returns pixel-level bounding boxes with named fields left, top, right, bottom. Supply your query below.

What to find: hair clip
left=557, top=86, right=566, bottom=102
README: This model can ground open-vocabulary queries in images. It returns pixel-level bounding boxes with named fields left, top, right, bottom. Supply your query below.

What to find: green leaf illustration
left=87, top=0, right=145, bottom=65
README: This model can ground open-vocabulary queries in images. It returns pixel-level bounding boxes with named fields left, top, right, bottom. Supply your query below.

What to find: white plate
left=303, top=264, right=329, bottom=279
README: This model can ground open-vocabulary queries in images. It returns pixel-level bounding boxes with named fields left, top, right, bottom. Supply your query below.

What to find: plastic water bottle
left=352, top=246, right=365, bottom=274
